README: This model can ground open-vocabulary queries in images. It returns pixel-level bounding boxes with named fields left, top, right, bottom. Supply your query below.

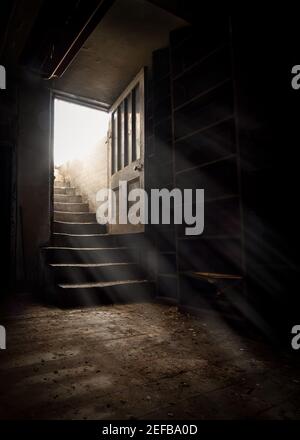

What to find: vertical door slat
left=135, top=84, right=141, bottom=160
left=127, top=93, right=132, bottom=165
left=112, top=111, right=118, bottom=175
left=124, top=98, right=129, bottom=167
left=117, top=106, right=122, bottom=170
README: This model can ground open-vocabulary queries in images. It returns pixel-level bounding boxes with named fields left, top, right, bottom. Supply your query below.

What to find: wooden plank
left=185, top=271, right=242, bottom=280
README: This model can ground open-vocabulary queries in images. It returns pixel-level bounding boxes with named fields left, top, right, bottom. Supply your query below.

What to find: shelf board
left=183, top=271, right=243, bottom=281
left=178, top=234, right=241, bottom=242
left=181, top=271, right=243, bottom=283
left=174, top=77, right=231, bottom=113
left=174, top=115, right=234, bottom=144
left=173, top=44, right=227, bottom=82
left=175, top=153, right=237, bottom=176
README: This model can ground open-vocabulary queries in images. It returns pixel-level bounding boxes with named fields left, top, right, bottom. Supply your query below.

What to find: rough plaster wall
left=17, top=79, right=51, bottom=285
left=61, top=137, right=107, bottom=213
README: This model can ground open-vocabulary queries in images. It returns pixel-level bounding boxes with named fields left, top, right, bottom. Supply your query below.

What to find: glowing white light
left=54, top=98, right=109, bottom=166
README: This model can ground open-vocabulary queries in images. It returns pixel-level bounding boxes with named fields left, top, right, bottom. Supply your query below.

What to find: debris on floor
left=0, top=298, right=299, bottom=419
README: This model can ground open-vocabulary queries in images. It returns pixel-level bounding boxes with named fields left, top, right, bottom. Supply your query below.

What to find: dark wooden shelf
left=183, top=271, right=242, bottom=281
left=178, top=234, right=241, bottom=242
left=174, top=77, right=231, bottom=113
left=174, top=115, right=234, bottom=144
left=175, top=153, right=237, bottom=176
left=173, top=44, right=227, bottom=82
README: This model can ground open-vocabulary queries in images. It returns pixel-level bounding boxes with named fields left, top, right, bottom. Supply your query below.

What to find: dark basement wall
left=16, top=78, right=51, bottom=288
left=0, top=73, right=18, bottom=292
left=231, top=16, right=299, bottom=341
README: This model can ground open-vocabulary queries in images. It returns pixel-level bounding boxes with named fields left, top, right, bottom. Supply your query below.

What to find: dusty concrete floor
left=0, top=295, right=300, bottom=420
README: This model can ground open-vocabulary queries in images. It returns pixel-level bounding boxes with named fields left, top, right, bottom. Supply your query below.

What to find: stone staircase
left=41, top=178, right=154, bottom=307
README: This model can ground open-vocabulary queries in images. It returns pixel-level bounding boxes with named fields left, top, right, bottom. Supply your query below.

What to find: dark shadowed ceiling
left=53, top=0, right=186, bottom=106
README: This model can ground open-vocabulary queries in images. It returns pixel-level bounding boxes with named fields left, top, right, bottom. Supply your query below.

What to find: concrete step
left=54, top=187, right=76, bottom=196
left=49, top=262, right=144, bottom=283
left=54, top=180, right=70, bottom=188
left=44, top=181, right=151, bottom=306
left=52, top=231, right=146, bottom=248
left=53, top=221, right=106, bottom=235
left=54, top=211, right=96, bottom=223
left=43, top=246, right=138, bottom=264
left=58, top=279, right=154, bottom=306
left=54, top=202, right=89, bottom=213
left=52, top=233, right=116, bottom=248
left=54, top=194, right=83, bottom=203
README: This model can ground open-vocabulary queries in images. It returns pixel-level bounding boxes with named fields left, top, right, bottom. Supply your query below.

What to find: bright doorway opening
left=53, top=98, right=109, bottom=167
left=53, top=98, right=109, bottom=213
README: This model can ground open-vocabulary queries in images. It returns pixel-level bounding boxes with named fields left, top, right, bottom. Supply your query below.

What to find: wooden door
left=108, top=68, right=145, bottom=234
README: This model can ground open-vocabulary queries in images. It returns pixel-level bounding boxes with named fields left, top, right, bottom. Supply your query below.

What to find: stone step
left=57, top=279, right=154, bottom=306
left=54, top=211, right=96, bottom=223
left=43, top=246, right=138, bottom=264
left=49, top=262, right=144, bottom=284
left=52, top=233, right=115, bottom=248
left=54, top=202, right=89, bottom=213
left=53, top=221, right=106, bottom=235
left=54, top=180, right=70, bottom=188
left=54, top=194, right=83, bottom=203
left=46, top=183, right=152, bottom=308
left=52, top=231, right=145, bottom=248
left=54, top=187, right=76, bottom=196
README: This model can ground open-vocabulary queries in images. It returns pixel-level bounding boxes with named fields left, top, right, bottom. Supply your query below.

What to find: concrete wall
left=60, top=137, right=108, bottom=212
left=17, top=78, right=51, bottom=287
left=0, top=77, right=18, bottom=290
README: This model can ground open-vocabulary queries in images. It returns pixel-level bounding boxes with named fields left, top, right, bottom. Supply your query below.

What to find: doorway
left=52, top=68, right=145, bottom=236
left=53, top=97, right=109, bottom=216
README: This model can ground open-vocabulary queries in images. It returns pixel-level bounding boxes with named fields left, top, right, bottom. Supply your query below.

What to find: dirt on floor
left=0, top=295, right=300, bottom=420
